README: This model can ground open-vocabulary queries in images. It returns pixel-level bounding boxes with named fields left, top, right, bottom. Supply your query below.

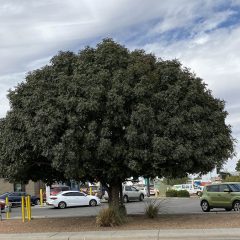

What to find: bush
left=144, top=198, right=163, bottom=218
left=166, top=189, right=178, bottom=197
left=224, top=175, right=240, bottom=182
left=96, top=207, right=127, bottom=227
left=177, top=190, right=190, bottom=197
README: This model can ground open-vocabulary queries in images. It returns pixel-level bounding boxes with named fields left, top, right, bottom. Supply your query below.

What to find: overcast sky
left=0, top=0, right=239, bottom=171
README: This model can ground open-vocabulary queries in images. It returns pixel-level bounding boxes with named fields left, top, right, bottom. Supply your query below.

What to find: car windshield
left=229, top=184, right=240, bottom=192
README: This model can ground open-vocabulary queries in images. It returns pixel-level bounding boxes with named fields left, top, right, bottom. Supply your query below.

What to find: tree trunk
left=108, top=179, right=121, bottom=210
left=119, top=181, right=123, bottom=206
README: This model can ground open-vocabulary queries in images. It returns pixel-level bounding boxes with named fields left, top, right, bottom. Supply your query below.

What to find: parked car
left=46, top=190, right=101, bottom=209
left=0, top=192, right=40, bottom=208
left=50, top=185, right=70, bottom=196
left=104, top=185, right=145, bottom=202
left=0, top=192, right=11, bottom=210
left=134, top=185, right=148, bottom=196
left=200, top=182, right=240, bottom=212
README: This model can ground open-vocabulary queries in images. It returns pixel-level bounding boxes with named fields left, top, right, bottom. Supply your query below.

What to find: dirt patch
left=0, top=213, right=240, bottom=233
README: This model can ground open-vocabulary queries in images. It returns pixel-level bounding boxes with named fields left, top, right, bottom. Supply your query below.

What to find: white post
left=46, top=185, right=50, bottom=202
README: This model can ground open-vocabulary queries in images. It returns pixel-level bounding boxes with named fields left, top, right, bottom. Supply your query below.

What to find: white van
left=172, top=184, right=198, bottom=195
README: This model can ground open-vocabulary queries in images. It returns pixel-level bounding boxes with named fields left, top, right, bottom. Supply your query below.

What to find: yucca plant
left=144, top=198, right=167, bottom=218
left=96, top=207, right=127, bottom=227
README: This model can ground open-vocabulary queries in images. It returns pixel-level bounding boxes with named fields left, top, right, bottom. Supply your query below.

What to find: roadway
left=0, top=197, right=235, bottom=219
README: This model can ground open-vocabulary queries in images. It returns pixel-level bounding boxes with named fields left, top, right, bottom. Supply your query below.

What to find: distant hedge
left=166, top=189, right=190, bottom=197
left=166, top=189, right=178, bottom=197
left=177, top=190, right=190, bottom=197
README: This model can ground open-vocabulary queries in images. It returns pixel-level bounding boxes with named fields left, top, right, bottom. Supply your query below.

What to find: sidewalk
left=0, top=228, right=240, bottom=240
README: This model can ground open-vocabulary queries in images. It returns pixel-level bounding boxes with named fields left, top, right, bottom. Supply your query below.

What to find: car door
left=73, top=192, right=89, bottom=206
left=61, top=192, right=76, bottom=206
left=206, top=185, right=220, bottom=207
left=8, top=192, right=20, bottom=205
left=17, top=192, right=26, bottom=205
left=217, top=184, right=232, bottom=207
left=124, top=186, right=133, bottom=200
left=131, top=186, right=140, bottom=200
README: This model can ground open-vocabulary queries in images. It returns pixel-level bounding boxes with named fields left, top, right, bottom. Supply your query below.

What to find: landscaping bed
left=0, top=213, right=240, bottom=233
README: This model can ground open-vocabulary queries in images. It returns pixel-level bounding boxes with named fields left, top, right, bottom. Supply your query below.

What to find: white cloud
left=0, top=0, right=239, bottom=170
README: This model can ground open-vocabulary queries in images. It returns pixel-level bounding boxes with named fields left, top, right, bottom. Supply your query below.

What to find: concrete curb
left=1, top=228, right=240, bottom=240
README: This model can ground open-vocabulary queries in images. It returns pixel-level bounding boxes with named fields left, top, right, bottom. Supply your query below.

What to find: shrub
left=166, top=189, right=178, bottom=197
left=177, top=190, right=190, bottom=197
left=224, top=175, right=240, bottom=182
left=144, top=198, right=163, bottom=218
left=96, top=207, right=127, bottom=227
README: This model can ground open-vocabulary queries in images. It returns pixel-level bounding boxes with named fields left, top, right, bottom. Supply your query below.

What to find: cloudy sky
left=0, top=0, right=240, bottom=171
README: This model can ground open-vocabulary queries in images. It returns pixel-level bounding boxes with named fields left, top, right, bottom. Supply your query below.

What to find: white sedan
left=46, top=191, right=101, bottom=209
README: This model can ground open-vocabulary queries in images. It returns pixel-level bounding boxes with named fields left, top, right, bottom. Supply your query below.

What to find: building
left=0, top=178, right=45, bottom=197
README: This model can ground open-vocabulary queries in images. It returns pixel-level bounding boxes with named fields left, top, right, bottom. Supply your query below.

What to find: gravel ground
left=0, top=213, right=240, bottom=233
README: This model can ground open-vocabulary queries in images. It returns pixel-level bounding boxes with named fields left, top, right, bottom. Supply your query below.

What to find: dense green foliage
left=235, top=159, right=240, bottom=172
left=0, top=39, right=234, bottom=207
left=165, top=189, right=190, bottom=197
left=162, top=177, right=189, bottom=186
left=166, top=189, right=178, bottom=197
left=177, top=190, right=190, bottom=197
left=224, top=175, right=240, bottom=182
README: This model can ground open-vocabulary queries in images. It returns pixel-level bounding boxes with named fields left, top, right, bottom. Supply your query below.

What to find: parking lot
left=1, top=197, right=236, bottom=220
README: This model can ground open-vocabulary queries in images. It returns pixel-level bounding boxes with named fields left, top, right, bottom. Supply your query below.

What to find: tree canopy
left=0, top=39, right=234, bottom=207
left=235, top=159, right=240, bottom=172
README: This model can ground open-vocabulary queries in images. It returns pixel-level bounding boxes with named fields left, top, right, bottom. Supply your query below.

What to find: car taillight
left=50, top=197, right=58, bottom=200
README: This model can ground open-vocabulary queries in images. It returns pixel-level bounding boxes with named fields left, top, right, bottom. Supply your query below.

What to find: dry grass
left=0, top=213, right=240, bottom=233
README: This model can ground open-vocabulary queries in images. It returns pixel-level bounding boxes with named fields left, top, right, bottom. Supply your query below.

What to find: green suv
left=200, top=183, right=240, bottom=212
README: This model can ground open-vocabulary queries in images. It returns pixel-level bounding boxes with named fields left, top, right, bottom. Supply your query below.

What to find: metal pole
left=40, top=189, right=43, bottom=207
left=25, top=197, right=28, bottom=220
left=21, top=196, right=25, bottom=223
left=6, top=197, right=10, bottom=219
left=28, top=196, right=31, bottom=221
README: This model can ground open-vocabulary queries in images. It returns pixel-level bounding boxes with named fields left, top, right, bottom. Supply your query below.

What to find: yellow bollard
left=25, top=197, right=28, bottom=220
left=21, top=196, right=25, bottom=223
left=28, top=196, right=31, bottom=221
left=40, top=189, right=43, bottom=207
left=89, top=186, right=92, bottom=196
left=5, top=197, right=10, bottom=219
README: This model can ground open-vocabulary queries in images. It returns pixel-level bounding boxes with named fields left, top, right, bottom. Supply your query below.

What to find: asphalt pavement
left=1, top=228, right=240, bottom=240
left=0, top=197, right=235, bottom=219
left=1, top=197, right=198, bottom=219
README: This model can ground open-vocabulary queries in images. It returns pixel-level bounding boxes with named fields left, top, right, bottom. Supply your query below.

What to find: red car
left=50, top=186, right=70, bottom=196
left=0, top=192, right=12, bottom=210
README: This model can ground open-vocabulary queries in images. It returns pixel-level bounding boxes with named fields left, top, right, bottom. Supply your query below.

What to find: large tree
left=0, top=39, right=234, bottom=209
left=236, top=159, right=240, bottom=172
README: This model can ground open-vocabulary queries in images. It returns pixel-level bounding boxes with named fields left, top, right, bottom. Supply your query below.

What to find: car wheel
left=225, top=208, right=232, bottom=211
left=89, top=199, right=97, bottom=207
left=201, top=200, right=210, bottom=212
left=233, top=200, right=240, bottom=211
left=58, top=201, right=67, bottom=209
left=123, top=195, right=128, bottom=203
left=34, top=199, right=40, bottom=205
left=139, top=194, right=144, bottom=201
